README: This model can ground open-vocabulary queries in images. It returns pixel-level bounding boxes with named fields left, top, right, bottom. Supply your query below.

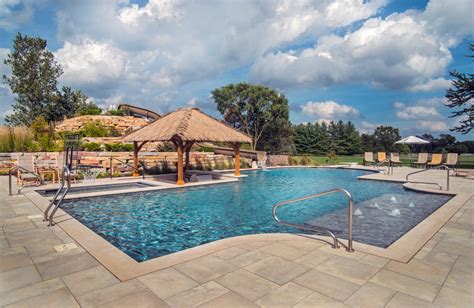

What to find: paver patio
left=0, top=168, right=473, bottom=307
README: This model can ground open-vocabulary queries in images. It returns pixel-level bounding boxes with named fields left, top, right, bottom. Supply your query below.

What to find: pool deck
left=1, top=167, right=473, bottom=307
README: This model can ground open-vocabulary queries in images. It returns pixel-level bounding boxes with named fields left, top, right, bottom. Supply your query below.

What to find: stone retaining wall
left=0, top=151, right=252, bottom=175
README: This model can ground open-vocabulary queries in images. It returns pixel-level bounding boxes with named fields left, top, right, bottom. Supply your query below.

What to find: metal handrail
left=8, top=166, right=43, bottom=196
left=44, top=166, right=71, bottom=226
left=273, top=188, right=354, bottom=252
left=406, top=164, right=450, bottom=191
left=374, top=159, right=393, bottom=175
left=108, top=157, right=145, bottom=179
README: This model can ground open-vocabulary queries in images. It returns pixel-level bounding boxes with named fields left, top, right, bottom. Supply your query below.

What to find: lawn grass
left=307, top=154, right=474, bottom=169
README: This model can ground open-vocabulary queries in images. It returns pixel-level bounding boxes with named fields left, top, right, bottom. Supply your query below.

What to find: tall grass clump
left=0, top=125, right=34, bottom=152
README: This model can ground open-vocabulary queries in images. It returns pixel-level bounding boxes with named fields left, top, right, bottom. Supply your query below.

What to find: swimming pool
left=61, top=168, right=451, bottom=262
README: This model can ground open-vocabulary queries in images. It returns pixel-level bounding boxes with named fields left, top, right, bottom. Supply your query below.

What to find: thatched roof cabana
left=123, top=108, right=252, bottom=185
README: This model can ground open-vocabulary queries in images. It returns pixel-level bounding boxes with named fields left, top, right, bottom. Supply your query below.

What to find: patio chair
left=363, top=152, right=375, bottom=166
left=427, top=153, right=443, bottom=168
left=444, top=153, right=458, bottom=168
left=390, top=153, right=402, bottom=166
left=411, top=153, right=428, bottom=168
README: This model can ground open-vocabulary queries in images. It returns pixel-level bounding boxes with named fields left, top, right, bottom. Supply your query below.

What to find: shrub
left=120, top=143, right=133, bottom=151
left=107, top=108, right=125, bottom=116
left=215, top=160, right=226, bottom=170
left=104, top=143, right=134, bottom=152
left=84, top=142, right=101, bottom=151
left=327, top=151, right=338, bottom=164
left=300, top=155, right=311, bottom=166
left=76, top=102, right=102, bottom=116
left=82, top=121, right=109, bottom=137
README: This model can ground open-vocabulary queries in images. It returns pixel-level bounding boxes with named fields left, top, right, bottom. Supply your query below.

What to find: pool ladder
left=272, top=188, right=354, bottom=252
left=44, top=166, right=72, bottom=226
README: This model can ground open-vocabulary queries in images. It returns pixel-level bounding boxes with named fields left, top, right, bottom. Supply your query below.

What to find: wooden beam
left=232, top=142, right=241, bottom=176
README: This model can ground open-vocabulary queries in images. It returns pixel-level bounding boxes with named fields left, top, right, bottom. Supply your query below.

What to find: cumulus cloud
left=250, top=0, right=473, bottom=91
left=51, top=0, right=387, bottom=103
left=302, top=100, right=360, bottom=122
left=395, top=97, right=452, bottom=134
left=417, top=120, right=449, bottom=132
left=0, top=0, right=35, bottom=30
left=396, top=106, right=441, bottom=120
left=407, top=77, right=452, bottom=92
left=359, top=120, right=379, bottom=134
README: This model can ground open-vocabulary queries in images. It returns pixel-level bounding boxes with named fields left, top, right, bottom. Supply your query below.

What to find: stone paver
left=4, top=287, right=79, bottom=308
left=255, top=282, right=313, bottom=307
left=174, top=255, right=237, bottom=283
left=98, top=289, right=169, bottom=308
left=198, top=291, right=258, bottom=308
left=138, top=267, right=199, bottom=299
left=216, top=269, right=279, bottom=301
left=293, top=269, right=360, bottom=301
left=245, top=256, right=309, bottom=285
left=344, top=282, right=396, bottom=307
left=165, top=281, right=229, bottom=307
left=62, top=265, right=120, bottom=297
left=370, top=269, right=440, bottom=302
left=0, top=172, right=473, bottom=307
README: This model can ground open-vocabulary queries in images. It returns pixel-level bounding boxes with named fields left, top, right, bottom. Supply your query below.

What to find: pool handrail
left=8, top=166, right=43, bottom=196
left=406, top=164, right=450, bottom=191
left=44, top=166, right=71, bottom=226
left=375, top=159, right=393, bottom=175
left=272, top=188, right=354, bottom=252
left=108, top=156, right=146, bottom=179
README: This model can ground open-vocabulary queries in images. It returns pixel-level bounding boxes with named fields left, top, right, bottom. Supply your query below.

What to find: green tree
left=445, top=44, right=473, bottom=134
left=3, top=33, right=63, bottom=126
left=56, top=87, right=91, bottom=118
left=211, top=83, right=292, bottom=152
left=372, top=126, right=402, bottom=152
left=75, top=101, right=102, bottom=116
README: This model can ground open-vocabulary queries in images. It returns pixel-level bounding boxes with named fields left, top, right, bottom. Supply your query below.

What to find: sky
left=0, top=0, right=473, bottom=140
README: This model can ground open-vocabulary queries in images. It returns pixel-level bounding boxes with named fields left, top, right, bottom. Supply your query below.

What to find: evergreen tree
left=445, top=44, right=473, bottom=134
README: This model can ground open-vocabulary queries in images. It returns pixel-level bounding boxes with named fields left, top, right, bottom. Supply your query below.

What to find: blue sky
left=0, top=0, right=472, bottom=140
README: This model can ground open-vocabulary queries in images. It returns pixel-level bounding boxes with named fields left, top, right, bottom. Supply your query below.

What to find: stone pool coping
left=23, top=166, right=473, bottom=281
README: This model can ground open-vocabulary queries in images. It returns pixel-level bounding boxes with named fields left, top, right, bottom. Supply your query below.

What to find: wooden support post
left=176, top=141, right=185, bottom=185
left=233, top=142, right=241, bottom=176
left=133, top=141, right=139, bottom=177
left=132, top=141, right=147, bottom=177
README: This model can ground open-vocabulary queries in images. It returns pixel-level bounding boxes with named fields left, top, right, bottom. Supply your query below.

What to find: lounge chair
left=445, top=153, right=458, bottom=168
left=15, top=154, right=41, bottom=187
left=390, top=153, right=402, bottom=166
left=412, top=153, right=428, bottom=168
left=377, top=152, right=388, bottom=163
left=363, top=152, right=375, bottom=166
left=427, top=153, right=443, bottom=168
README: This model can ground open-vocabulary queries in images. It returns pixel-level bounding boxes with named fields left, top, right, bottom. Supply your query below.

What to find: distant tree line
left=292, top=122, right=473, bottom=155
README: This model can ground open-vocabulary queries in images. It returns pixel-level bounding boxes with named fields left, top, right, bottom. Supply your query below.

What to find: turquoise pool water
left=61, top=168, right=451, bottom=261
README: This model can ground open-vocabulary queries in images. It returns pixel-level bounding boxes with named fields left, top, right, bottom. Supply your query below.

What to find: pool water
left=61, top=168, right=451, bottom=261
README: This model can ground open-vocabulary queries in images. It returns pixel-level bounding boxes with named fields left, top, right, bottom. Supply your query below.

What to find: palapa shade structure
left=123, top=107, right=252, bottom=185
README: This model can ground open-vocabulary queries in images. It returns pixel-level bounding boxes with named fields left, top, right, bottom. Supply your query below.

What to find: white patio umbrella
left=395, top=136, right=430, bottom=158
left=395, top=136, right=430, bottom=145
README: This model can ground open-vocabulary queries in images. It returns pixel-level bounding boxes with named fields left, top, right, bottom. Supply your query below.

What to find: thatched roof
left=123, top=108, right=252, bottom=144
